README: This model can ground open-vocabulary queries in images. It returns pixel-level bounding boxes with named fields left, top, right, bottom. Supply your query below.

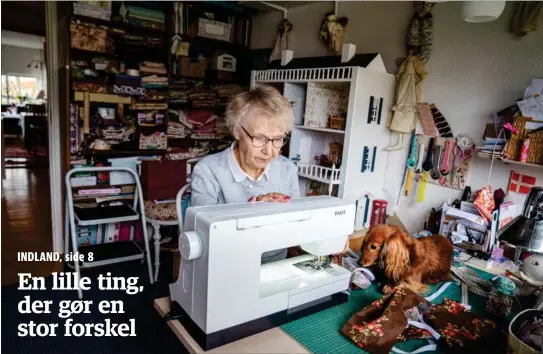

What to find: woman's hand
left=248, top=193, right=291, bottom=203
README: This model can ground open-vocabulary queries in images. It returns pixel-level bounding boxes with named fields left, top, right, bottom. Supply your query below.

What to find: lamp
left=462, top=1, right=506, bottom=23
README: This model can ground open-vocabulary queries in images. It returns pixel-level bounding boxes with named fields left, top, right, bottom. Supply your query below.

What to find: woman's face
left=238, top=115, right=285, bottom=170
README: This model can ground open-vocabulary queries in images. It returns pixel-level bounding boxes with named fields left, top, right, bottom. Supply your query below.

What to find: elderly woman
left=190, top=85, right=300, bottom=263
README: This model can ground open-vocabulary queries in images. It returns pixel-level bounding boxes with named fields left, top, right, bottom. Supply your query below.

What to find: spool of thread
left=520, top=138, right=530, bottom=162
left=126, top=69, right=139, bottom=77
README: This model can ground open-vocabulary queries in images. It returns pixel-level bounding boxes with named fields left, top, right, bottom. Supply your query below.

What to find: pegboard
left=406, top=134, right=473, bottom=191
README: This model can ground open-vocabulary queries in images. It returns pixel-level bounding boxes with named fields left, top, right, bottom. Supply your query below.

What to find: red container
left=370, top=199, right=388, bottom=228
left=520, top=138, right=530, bottom=163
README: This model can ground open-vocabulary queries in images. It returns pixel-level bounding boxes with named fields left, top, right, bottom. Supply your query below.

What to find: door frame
left=45, top=2, right=64, bottom=253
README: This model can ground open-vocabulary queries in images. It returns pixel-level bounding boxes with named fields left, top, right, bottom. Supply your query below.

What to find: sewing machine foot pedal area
left=163, top=196, right=356, bottom=352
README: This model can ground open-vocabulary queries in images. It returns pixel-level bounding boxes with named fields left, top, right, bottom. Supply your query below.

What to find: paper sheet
left=524, top=78, right=543, bottom=99
left=517, top=95, right=543, bottom=121
left=108, top=157, right=139, bottom=185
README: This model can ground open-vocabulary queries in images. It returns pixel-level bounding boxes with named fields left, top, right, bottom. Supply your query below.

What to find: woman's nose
left=261, top=141, right=273, bottom=155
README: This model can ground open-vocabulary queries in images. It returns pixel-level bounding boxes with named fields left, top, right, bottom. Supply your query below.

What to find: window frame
left=1, top=74, right=39, bottom=105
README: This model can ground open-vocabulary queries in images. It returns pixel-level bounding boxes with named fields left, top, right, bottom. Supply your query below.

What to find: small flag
left=509, top=171, right=536, bottom=194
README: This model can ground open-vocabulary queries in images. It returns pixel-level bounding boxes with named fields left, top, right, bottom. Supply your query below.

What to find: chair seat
left=144, top=201, right=177, bottom=222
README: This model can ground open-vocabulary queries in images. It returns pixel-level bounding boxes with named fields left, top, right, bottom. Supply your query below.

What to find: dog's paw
left=382, top=285, right=394, bottom=294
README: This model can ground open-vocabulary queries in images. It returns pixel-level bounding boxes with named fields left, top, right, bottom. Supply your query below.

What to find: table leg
left=152, top=223, right=161, bottom=282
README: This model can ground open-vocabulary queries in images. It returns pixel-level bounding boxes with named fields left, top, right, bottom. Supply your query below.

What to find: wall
left=1, top=44, right=46, bottom=92
left=251, top=1, right=543, bottom=232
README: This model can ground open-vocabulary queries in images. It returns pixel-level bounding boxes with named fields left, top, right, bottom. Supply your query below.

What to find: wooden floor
left=1, top=166, right=58, bottom=286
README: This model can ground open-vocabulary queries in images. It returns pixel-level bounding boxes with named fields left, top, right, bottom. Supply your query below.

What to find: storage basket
left=527, top=130, right=543, bottom=165
left=504, top=116, right=527, bottom=160
left=179, top=57, right=208, bottom=78
left=503, top=116, right=543, bottom=165
left=507, top=309, right=542, bottom=354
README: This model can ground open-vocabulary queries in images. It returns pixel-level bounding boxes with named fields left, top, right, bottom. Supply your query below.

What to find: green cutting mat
left=280, top=268, right=520, bottom=353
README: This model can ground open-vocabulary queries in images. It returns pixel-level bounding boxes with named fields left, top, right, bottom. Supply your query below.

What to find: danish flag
left=508, top=172, right=536, bottom=194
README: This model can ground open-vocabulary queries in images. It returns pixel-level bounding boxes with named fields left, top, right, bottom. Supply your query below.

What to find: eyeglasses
left=241, top=126, right=288, bottom=148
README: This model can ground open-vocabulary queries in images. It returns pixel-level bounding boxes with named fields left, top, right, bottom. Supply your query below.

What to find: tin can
left=520, top=138, right=530, bottom=163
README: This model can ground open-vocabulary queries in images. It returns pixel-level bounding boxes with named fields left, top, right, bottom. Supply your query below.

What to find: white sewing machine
left=169, top=196, right=355, bottom=350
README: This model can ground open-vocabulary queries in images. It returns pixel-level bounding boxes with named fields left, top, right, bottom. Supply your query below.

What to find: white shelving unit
left=251, top=53, right=395, bottom=204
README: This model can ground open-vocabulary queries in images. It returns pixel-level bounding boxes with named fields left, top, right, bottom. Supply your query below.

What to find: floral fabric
left=341, top=290, right=500, bottom=354
left=340, top=285, right=432, bottom=354
left=144, top=201, right=177, bottom=221
left=424, top=298, right=499, bottom=353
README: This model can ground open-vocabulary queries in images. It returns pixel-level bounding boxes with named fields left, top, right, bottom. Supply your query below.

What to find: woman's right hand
left=248, top=193, right=291, bottom=203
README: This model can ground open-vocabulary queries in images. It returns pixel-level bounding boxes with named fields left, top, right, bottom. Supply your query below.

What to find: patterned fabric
left=425, top=298, right=499, bottom=352
left=340, top=285, right=432, bottom=354
left=144, top=201, right=177, bottom=221
left=341, top=287, right=500, bottom=354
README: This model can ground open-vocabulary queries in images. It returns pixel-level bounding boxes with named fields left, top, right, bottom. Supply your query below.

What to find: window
left=1, top=75, right=39, bottom=105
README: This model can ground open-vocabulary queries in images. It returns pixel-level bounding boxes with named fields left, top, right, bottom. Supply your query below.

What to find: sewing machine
left=169, top=196, right=355, bottom=350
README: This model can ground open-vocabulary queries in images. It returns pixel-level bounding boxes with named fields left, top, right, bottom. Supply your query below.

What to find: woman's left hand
left=248, top=193, right=291, bottom=203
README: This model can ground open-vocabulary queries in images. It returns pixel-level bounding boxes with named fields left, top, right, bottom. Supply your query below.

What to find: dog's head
left=359, top=224, right=395, bottom=267
left=359, top=224, right=411, bottom=282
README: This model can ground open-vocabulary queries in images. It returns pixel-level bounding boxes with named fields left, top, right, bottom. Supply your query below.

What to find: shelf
left=71, top=14, right=167, bottom=36
left=83, top=149, right=167, bottom=157
left=476, top=152, right=543, bottom=170
left=253, top=67, right=354, bottom=83
left=294, top=125, right=345, bottom=134
left=79, top=241, right=144, bottom=268
left=295, top=162, right=341, bottom=185
left=74, top=205, right=140, bottom=226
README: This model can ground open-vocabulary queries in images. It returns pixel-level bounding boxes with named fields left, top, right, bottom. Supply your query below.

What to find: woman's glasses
left=241, top=126, right=288, bottom=148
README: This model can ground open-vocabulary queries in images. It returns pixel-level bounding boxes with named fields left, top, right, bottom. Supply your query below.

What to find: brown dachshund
left=359, top=224, right=453, bottom=294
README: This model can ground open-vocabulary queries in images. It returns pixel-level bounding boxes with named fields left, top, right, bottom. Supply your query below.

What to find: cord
left=156, top=303, right=184, bottom=353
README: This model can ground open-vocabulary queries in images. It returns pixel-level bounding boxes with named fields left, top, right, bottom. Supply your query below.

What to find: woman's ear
left=384, top=234, right=410, bottom=282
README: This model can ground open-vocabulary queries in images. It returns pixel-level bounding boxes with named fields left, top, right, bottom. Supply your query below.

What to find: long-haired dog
left=359, top=224, right=453, bottom=294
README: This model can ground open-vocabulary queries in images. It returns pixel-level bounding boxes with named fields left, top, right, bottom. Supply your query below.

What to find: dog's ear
left=384, top=233, right=410, bottom=282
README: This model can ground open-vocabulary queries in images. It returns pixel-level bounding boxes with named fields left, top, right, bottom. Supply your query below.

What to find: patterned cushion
left=143, top=197, right=191, bottom=222
left=144, top=201, right=177, bottom=221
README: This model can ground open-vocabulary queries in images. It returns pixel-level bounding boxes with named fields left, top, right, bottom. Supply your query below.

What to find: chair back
left=176, top=184, right=191, bottom=230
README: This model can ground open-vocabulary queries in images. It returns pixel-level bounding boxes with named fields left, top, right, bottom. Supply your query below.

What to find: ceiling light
left=462, top=1, right=506, bottom=23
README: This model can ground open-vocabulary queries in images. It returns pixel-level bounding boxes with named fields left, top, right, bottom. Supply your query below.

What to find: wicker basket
left=527, top=130, right=543, bottom=165
left=508, top=309, right=542, bottom=354
left=503, top=116, right=543, bottom=165
left=179, top=57, right=208, bottom=78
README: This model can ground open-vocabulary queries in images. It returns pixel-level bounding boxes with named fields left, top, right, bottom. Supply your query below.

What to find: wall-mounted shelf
left=252, top=54, right=395, bottom=203
left=476, top=152, right=543, bottom=170
left=294, top=125, right=345, bottom=134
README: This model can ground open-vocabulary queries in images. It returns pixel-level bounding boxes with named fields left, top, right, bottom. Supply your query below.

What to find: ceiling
left=1, top=1, right=45, bottom=37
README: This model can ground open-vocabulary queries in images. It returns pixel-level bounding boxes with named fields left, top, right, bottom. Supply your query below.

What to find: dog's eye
left=370, top=245, right=377, bottom=250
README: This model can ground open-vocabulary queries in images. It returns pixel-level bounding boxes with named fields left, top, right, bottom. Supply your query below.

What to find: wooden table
left=154, top=297, right=308, bottom=354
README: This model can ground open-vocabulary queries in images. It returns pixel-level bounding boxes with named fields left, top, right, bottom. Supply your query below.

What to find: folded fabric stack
left=140, top=61, right=167, bottom=75
left=138, top=90, right=168, bottom=103
left=186, top=110, right=217, bottom=139
left=216, top=84, right=245, bottom=101
left=167, top=147, right=209, bottom=160
left=189, top=87, right=218, bottom=108
left=167, top=121, right=187, bottom=139
left=120, top=3, right=165, bottom=31
left=215, top=116, right=230, bottom=139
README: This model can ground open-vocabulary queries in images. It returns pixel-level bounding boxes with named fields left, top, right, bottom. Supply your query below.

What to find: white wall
left=251, top=1, right=543, bottom=232
left=1, top=44, right=47, bottom=92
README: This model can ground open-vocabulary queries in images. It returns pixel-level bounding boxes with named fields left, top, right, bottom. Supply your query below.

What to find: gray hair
left=225, top=85, right=294, bottom=139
